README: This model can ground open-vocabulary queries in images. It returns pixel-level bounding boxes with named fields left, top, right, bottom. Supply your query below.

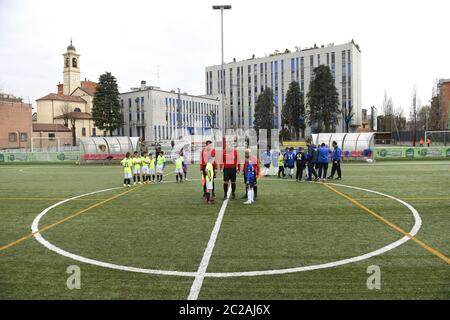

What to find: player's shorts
left=223, top=168, right=237, bottom=182
left=149, top=168, right=155, bottom=175
left=246, top=178, right=256, bottom=188
left=206, top=181, right=213, bottom=190
left=264, top=163, right=271, bottom=169
left=142, top=166, right=149, bottom=175
left=175, top=168, right=183, bottom=174
left=133, top=168, right=140, bottom=175
left=124, top=172, right=132, bottom=179
left=156, top=164, right=164, bottom=174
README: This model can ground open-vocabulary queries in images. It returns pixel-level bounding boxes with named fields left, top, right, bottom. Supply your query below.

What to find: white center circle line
left=31, top=180, right=422, bottom=279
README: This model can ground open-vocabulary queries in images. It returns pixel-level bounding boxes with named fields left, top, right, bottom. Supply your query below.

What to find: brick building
left=429, top=79, right=450, bottom=130
left=0, top=93, right=33, bottom=150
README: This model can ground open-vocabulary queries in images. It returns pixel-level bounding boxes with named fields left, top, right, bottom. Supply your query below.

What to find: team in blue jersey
left=272, top=138, right=342, bottom=182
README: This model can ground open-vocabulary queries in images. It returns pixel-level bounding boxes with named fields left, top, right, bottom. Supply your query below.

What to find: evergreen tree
left=253, top=88, right=275, bottom=141
left=282, top=81, right=305, bottom=139
left=306, top=65, right=339, bottom=133
left=92, top=72, right=123, bottom=136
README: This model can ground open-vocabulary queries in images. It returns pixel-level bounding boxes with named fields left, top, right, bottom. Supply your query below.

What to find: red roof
left=36, top=93, right=86, bottom=103
left=32, top=123, right=71, bottom=132
left=54, top=112, right=92, bottom=120
left=81, top=81, right=97, bottom=95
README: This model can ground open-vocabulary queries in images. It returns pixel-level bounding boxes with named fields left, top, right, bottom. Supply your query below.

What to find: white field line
left=31, top=179, right=422, bottom=282
left=187, top=187, right=232, bottom=300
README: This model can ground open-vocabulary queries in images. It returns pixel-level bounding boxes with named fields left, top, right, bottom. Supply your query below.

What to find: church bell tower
left=62, top=39, right=81, bottom=95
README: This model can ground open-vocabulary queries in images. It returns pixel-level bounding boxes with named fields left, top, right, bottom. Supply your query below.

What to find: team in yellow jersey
left=120, top=152, right=133, bottom=187
left=122, top=150, right=166, bottom=186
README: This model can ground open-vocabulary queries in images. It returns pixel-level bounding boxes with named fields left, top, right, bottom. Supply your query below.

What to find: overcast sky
left=1, top=0, right=449, bottom=117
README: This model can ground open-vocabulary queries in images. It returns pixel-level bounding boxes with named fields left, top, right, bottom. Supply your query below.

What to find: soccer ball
left=366, top=158, right=374, bottom=163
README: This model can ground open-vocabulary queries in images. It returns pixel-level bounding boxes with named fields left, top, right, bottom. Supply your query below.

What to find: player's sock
left=176, top=174, right=179, bottom=182
left=254, top=185, right=258, bottom=198
left=231, top=182, right=236, bottom=195
left=123, top=179, right=126, bottom=185
left=206, top=192, right=210, bottom=202
left=223, top=183, right=228, bottom=195
left=133, top=176, right=136, bottom=183
left=179, top=173, right=183, bottom=182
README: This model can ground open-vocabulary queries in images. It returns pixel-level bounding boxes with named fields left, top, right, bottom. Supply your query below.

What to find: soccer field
left=0, top=161, right=449, bottom=300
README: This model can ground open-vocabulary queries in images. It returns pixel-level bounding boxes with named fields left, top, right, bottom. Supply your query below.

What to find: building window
left=331, top=52, right=336, bottom=78
left=48, top=133, right=56, bottom=141
left=82, top=128, right=86, bottom=137
left=93, top=128, right=97, bottom=136
left=8, top=132, right=17, bottom=142
left=72, top=58, right=77, bottom=68
left=19, top=132, right=27, bottom=142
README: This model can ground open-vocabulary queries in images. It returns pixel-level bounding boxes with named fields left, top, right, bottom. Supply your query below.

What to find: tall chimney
left=141, top=80, right=146, bottom=90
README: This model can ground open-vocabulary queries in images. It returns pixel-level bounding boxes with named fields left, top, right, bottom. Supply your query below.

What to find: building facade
left=31, top=123, right=72, bottom=150
left=205, top=41, right=362, bottom=133
left=36, top=41, right=100, bottom=143
left=119, top=81, right=221, bottom=142
left=0, top=93, right=32, bottom=149
left=437, top=79, right=450, bottom=130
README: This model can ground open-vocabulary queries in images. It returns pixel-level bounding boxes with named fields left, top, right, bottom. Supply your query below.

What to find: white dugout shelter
left=312, top=132, right=375, bottom=159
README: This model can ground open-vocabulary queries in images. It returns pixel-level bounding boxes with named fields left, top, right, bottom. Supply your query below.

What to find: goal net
left=31, top=137, right=61, bottom=152
left=424, top=131, right=450, bottom=146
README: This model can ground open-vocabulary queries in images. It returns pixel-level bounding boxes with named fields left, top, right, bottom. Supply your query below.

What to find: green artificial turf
left=0, top=161, right=449, bottom=299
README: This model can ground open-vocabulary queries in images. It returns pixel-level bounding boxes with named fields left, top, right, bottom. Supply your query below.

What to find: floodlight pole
left=213, top=5, right=231, bottom=141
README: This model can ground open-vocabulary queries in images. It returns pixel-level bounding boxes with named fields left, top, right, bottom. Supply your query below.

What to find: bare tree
left=392, top=105, right=407, bottom=144
left=58, top=103, right=79, bottom=146
left=417, top=105, right=430, bottom=131
left=410, top=86, right=418, bottom=146
left=382, top=90, right=394, bottom=116
left=59, top=103, right=72, bottom=127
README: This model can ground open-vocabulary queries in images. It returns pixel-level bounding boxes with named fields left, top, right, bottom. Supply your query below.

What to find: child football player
left=286, top=147, right=296, bottom=178
left=121, top=152, right=133, bottom=187
left=182, top=152, right=188, bottom=181
left=278, top=151, right=285, bottom=178
left=149, top=153, right=156, bottom=182
left=132, top=151, right=142, bottom=185
left=156, top=151, right=166, bottom=182
left=141, top=151, right=150, bottom=184
left=175, top=152, right=184, bottom=183
left=244, top=158, right=256, bottom=205
left=205, top=156, right=215, bottom=204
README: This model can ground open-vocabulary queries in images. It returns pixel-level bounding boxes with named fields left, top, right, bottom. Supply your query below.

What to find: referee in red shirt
left=200, top=140, right=216, bottom=198
left=220, top=141, right=240, bottom=200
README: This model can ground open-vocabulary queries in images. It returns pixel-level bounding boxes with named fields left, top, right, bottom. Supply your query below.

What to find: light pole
left=212, top=4, right=231, bottom=136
